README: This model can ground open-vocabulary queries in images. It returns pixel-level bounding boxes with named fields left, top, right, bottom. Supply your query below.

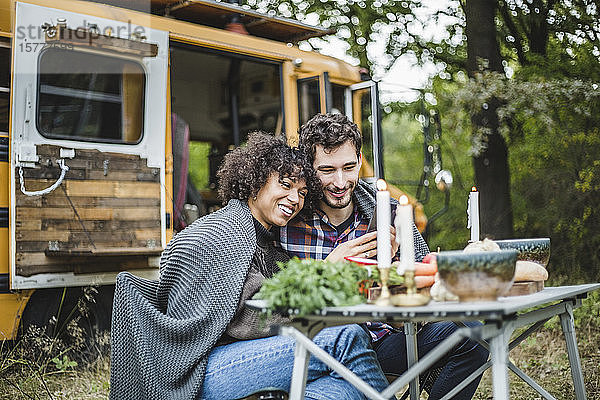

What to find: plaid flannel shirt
left=277, top=180, right=430, bottom=342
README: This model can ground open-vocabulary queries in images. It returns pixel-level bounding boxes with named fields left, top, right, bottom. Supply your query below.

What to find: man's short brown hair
left=298, top=113, right=362, bottom=164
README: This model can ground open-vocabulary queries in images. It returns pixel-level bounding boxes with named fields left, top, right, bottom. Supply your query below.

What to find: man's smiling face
left=313, top=141, right=362, bottom=210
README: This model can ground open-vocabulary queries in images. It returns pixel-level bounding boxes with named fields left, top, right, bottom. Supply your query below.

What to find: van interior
left=169, top=43, right=284, bottom=228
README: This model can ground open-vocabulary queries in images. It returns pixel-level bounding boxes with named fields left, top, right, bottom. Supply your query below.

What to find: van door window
left=347, top=81, right=383, bottom=179
left=0, top=41, right=9, bottom=135
left=330, top=83, right=346, bottom=115
left=37, top=48, right=145, bottom=144
left=297, top=77, right=320, bottom=126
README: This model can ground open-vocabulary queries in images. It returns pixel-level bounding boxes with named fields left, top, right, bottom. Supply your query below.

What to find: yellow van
left=0, top=0, right=400, bottom=340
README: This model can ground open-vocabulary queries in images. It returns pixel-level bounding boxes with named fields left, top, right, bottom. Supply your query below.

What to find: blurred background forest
left=239, top=0, right=600, bottom=284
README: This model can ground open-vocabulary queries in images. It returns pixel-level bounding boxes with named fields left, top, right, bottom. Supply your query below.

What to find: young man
left=278, top=113, right=488, bottom=400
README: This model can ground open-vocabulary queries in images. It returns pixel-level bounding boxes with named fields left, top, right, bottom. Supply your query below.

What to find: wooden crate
left=15, top=144, right=162, bottom=276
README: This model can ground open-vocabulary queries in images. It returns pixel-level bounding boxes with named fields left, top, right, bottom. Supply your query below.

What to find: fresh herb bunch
left=366, top=264, right=405, bottom=286
left=256, top=258, right=369, bottom=316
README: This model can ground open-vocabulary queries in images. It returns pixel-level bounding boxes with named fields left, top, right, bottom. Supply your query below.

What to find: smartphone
left=366, top=203, right=397, bottom=233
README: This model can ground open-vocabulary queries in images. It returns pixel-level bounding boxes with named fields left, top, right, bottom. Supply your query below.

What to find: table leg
left=288, top=337, right=310, bottom=400
left=490, top=329, right=510, bottom=400
left=560, top=303, right=587, bottom=400
left=404, top=322, right=420, bottom=400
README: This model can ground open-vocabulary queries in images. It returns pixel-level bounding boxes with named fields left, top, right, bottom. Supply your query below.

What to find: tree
left=245, top=0, right=600, bottom=246
left=463, top=1, right=513, bottom=238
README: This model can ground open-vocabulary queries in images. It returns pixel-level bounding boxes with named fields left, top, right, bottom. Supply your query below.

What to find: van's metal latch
left=60, top=148, right=75, bottom=158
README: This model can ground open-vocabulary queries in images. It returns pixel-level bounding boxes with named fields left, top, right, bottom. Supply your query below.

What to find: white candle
left=468, top=187, right=480, bottom=242
left=376, top=179, right=391, bottom=269
left=395, top=195, right=415, bottom=274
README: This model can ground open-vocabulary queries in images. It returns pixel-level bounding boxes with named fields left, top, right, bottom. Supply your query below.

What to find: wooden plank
left=46, top=247, right=163, bottom=256
left=38, top=196, right=100, bottom=208
left=16, top=240, right=139, bottom=252
left=68, top=231, right=137, bottom=242
left=40, top=196, right=135, bottom=208
left=115, top=182, right=160, bottom=199
left=62, top=159, right=93, bottom=169
left=64, top=180, right=160, bottom=198
left=15, top=178, right=71, bottom=194
left=35, top=196, right=160, bottom=208
left=16, top=257, right=155, bottom=277
left=16, top=231, right=70, bottom=241
left=41, top=218, right=160, bottom=231
left=65, top=180, right=115, bottom=197
left=18, top=252, right=91, bottom=265
left=68, top=148, right=140, bottom=160
left=16, top=263, right=73, bottom=276
left=35, top=145, right=60, bottom=157
left=134, top=229, right=162, bottom=241
left=73, top=258, right=156, bottom=274
left=20, top=166, right=85, bottom=180
left=36, top=145, right=142, bottom=161
left=95, top=197, right=160, bottom=207
left=113, top=208, right=160, bottom=220
left=17, top=208, right=114, bottom=220
left=15, top=196, right=42, bottom=207
left=15, top=220, right=42, bottom=230
left=87, top=170, right=159, bottom=182
left=92, top=158, right=148, bottom=171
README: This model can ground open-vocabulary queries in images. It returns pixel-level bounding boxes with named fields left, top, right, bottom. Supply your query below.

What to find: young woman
left=110, top=133, right=389, bottom=400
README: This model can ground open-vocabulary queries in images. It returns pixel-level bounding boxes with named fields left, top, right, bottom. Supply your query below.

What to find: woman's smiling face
left=249, top=173, right=308, bottom=229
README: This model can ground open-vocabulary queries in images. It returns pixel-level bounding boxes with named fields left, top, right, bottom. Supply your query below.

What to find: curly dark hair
left=298, top=113, right=362, bottom=164
left=217, top=132, right=321, bottom=209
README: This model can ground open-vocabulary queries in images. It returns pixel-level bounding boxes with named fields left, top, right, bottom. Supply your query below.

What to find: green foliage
left=382, top=111, right=424, bottom=185
left=242, top=0, right=418, bottom=70
left=382, top=96, right=474, bottom=251
left=451, top=74, right=600, bottom=281
left=573, top=290, right=600, bottom=330
left=51, top=355, right=78, bottom=372
left=256, top=258, right=371, bottom=316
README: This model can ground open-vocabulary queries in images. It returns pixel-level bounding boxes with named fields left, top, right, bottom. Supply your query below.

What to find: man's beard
left=322, top=182, right=356, bottom=209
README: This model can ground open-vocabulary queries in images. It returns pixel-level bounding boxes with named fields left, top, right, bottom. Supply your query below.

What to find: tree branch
left=498, top=1, right=527, bottom=64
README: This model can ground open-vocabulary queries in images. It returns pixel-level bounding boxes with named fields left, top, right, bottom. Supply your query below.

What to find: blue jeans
left=201, top=324, right=389, bottom=400
left=373, top=321, right=488, bottom=400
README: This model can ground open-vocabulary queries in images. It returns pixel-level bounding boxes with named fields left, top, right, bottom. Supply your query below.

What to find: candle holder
left=375, top=267, right=392, bottom=306
left=391, top=270, right=430, bottom=307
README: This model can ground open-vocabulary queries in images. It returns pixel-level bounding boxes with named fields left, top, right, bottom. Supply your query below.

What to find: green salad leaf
left=255, top=258, right=403, bottom=316
left=256, top=258, right=366, bottom=316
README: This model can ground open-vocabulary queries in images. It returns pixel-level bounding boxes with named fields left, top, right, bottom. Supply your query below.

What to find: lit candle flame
left=399, top=195, right=409, bottom=206
left=471, top=186, right=477, bottom=192
left=377, top=179, right=387, bottom=191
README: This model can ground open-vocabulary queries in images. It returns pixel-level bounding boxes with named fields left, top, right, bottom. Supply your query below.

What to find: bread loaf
left=463, top=238, right=501, bottom=252
left=514, top=260, right=548, bottom=281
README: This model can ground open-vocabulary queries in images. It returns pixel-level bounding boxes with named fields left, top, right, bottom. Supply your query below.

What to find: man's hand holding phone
left=325, top=227, right=398, bottom=263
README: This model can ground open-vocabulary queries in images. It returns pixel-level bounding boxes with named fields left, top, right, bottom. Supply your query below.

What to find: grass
left=472, top=324, right=600, bottom=400
left=0, top=325, right=110, bottom=400
left=1, top=293, right=598, bottom=399
left=0, top=358, right=110, bottom=400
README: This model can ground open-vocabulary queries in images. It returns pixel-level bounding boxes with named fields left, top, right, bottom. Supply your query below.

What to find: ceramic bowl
left=437, top=249, right=518, bottom=302
left=493, top=238, right=550, bottom=267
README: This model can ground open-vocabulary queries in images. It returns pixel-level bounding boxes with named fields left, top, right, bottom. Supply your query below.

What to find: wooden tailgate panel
left=15, top=144, right=162, bottom=277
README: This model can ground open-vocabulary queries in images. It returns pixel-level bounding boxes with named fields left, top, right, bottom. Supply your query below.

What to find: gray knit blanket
left=110, top=200, right=256, bottom=400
